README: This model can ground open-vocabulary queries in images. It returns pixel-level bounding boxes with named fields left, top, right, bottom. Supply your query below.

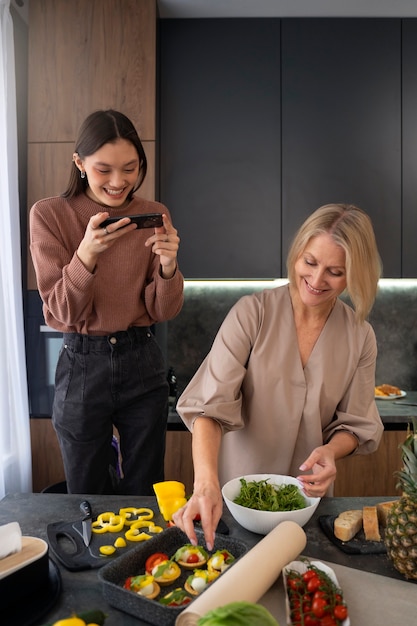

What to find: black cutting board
left=319, top=515, right=387, bottom=554
left=47, top=519, right=119, bottom=571
left=47, top=517, right=230, bottom=571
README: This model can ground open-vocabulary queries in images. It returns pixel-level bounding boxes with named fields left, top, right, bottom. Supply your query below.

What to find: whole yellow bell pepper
left=153, top=480, right=188, bottom=522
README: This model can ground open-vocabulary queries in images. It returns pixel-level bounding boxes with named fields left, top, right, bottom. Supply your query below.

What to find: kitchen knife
left=80, top=500, right=92, bottom=547
left=393, top=401, right=417, bottom=406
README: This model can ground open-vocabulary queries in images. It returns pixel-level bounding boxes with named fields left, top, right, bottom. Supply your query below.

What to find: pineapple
left=384, top=417, right=417, bottom=580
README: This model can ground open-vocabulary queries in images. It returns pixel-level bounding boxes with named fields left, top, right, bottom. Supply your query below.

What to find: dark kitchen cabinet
left=159, top=19, right=282, bottom=278
left=281, top=19, right=402, bottom=276
left=160, top=18, right=407, bottom=279
left=402, top=19, right=417, bottom=277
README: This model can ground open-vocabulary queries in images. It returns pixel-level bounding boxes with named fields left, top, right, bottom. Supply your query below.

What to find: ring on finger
left=104, top=227, right=109, bottom=235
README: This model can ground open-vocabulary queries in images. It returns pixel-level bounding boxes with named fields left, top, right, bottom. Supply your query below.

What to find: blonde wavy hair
left=286, top=204, right=382, bottom=323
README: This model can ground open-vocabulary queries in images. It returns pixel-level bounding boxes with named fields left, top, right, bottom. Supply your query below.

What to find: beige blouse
left=176, top=284, right=384, bottom=486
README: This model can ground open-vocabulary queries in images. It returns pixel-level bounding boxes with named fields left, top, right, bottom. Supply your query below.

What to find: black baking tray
left=99, top=526, right=248, bottom=626
left=319, top=515, right=387, bottom=555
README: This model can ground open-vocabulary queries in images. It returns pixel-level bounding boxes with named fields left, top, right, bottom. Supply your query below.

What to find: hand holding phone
left=101, top=213, right=163, bottom=229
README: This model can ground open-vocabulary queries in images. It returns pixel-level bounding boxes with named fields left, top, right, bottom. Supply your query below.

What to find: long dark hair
left=62, top=110, right=147, bottom=199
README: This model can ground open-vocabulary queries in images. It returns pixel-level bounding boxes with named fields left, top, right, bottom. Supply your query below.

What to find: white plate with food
left=283, top=559, right=350, bottom=626
left=375, top=390, right=406, bottom=400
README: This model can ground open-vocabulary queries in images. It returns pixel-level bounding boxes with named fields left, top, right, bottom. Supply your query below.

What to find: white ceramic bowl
left=222, top=474, right=320, bottom=535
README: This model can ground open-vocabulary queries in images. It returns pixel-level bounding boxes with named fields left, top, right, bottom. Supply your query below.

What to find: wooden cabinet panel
left=164, top=431, right=193, bottom=495
left=30, top=418, right=66, bottom=492
left=281, top=19, right=402, bottom=277
left=334, top=430, right=404, bottom=497
left=28, top=0, right=156, bottom=142
left=30, top=417, right=194, bottom=495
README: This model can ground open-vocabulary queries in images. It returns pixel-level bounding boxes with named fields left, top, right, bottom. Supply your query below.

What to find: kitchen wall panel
left=281, top=19, right=402, bottom=277
left=402, top=19, right=417, bottom=277
left=28, top=0, right=155, bottom=142
left=159, top=19, right=282, bottom=278
left=160, top=18, right=406, bottom=278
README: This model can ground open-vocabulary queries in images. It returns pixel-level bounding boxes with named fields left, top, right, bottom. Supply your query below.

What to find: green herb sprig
left=233, top=478, right=307, bottom=512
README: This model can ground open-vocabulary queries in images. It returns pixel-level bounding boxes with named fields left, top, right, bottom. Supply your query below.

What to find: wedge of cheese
left=363, top=505, right=381, bottom=541
left=334, top=509, right=363, bottom=542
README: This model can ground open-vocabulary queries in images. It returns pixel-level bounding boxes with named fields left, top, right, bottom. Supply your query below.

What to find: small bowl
left=222, top=474, right=320, bottom=535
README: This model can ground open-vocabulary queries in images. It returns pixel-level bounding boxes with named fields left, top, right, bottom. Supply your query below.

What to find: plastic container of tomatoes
left=283, top=560, right=350, bottom=626
left=98, top=526, right=248, bottom=626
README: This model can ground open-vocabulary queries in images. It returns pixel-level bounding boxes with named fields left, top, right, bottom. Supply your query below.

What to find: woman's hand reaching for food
left=172, top=483, right=223, bottom=552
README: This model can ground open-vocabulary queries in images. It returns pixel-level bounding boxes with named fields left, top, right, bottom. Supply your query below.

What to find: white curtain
left=0, top=0, right=32, bottom=496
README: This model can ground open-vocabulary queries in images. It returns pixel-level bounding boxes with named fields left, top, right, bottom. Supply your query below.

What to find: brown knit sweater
left=30, top=193, right=184, bottom=334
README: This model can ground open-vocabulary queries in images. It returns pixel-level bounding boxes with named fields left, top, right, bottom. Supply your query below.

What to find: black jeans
left=52, top=327, right=168, bottom=495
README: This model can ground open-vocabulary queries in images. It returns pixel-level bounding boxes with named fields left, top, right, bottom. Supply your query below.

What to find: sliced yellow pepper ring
left=119, top=507, right=154, bottom=524
left=148, top=525, right=163, bottom=534
left=91, top=511, right=125, bottom=533
left=99, top=545, right=116, bottom=556
left=130, top=520, right=156, bottom=530
left=125, top=528, right=152, bottom=542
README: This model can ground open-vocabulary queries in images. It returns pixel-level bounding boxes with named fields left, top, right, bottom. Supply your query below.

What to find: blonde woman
left=174, top=204, right=383, bottom=549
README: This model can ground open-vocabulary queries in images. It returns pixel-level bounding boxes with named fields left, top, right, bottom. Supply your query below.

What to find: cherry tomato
left=307, top=576, right=321, bottom=592
left=304, top=616, right=320, bottom=626
left=145, top=552, right=169, bottom=574
left=319, top=616, right=337, bottom=626
left=123, top=576, right=133, bottom=589
left=313, top=590, right=327, bottom=600
left=303, top=569, right=318, bottom=582
left=312, top=597, right=328, bottom=618
left=186, top=553, right=200, bottom=563
left=288, top=576, right=304, bottom=591
left=334, top=604, right=348, bottom=621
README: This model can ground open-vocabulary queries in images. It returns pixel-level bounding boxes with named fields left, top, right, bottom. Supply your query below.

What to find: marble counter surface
left=169, top=392, right=417, bottom=432
left=0, top=494, right=414, bottom=625
left=375, top=390, right=417, bottom=429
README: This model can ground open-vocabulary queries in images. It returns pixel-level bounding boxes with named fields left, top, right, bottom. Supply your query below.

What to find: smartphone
left=101, top=213, right=163, bottom=229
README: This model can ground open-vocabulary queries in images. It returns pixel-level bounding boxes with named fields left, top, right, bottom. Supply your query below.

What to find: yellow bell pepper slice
left=91, top=511, right=125, bottom=533
left=119, top=507, right=154, bottom=524
left=153, top=480, right=188, bottom=522
left=114, top=536, right=127, bottom=548
left=148, top=525, right=163, bottom=534
left=99, top=545, right=116, bottom=556
left=124, top=519, right=155, bottom=542
left=125, top=528, right=152, bottom=542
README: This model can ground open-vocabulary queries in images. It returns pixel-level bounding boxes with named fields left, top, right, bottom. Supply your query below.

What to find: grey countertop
left=375, top=390, right=417, bottom=429
left=1, top=493, right=414, bottom=626
left=170, top=391, right=417, bottom=431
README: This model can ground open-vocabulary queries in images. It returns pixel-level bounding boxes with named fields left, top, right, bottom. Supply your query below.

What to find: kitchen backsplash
left=167, top=279, right=417, bottom=396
